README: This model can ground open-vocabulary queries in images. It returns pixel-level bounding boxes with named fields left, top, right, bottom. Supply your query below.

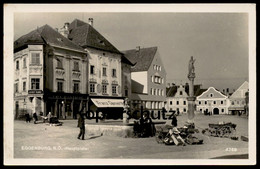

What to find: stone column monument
left=187, top=56, right=196, bottom=124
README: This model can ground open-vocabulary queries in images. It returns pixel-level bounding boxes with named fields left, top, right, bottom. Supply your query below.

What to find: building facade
left=65, top=18, right=133, bottom=119
left=228, top=81, right=249, bottom=115
left=123, top=46, right=166, bottom=112
left=14, top=25, right=88, bottom=119
left=196, top=87, right=229, bottom=115
left=166, top=85, right=188, bottom=114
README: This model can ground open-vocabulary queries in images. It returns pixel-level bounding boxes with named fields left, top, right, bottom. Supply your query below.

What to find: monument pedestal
left=187, top=96, right=196, bottom=124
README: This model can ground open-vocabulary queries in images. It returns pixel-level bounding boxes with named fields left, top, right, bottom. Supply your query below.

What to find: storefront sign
left=91, top=98, right=124, bottom=108
left=28, top=90, right=43, bottom=94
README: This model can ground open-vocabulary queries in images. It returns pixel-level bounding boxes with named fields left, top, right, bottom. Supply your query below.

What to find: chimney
left=64, top=22, right=70, bottom=30
left=88, top=18, right=93, bottom=26
left=136, top=46, right=140, bottom=52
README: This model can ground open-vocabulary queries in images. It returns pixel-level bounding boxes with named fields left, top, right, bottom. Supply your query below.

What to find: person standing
left=33, top=112, right=38, bottom=124
left=47, top=112, right=52, bottom=123
left=77, top=113, right=85, bottom=140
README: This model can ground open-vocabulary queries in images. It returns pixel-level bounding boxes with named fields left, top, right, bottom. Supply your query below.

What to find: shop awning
left=228, top=107, right=245, bottom=111
left=91, top=98, right=124, bottom=108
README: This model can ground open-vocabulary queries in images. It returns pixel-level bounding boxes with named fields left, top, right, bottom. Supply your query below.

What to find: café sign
left=91, top=98, right=124, bottom=108
left=28, top=90, right=43, bottom=94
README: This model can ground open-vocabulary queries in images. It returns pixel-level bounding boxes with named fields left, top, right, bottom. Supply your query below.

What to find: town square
left=4, top=4, right=256, bottom=166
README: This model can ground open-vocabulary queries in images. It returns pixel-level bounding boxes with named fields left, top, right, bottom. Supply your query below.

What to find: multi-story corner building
left=64, top=18, right=134, bottom=119
left=196, top=87, right=229, bottom=115
left=228, top=81, right=249, bottom=115
left=122, top=46, right=166, bottom=112
left=14, top=18, right=133, bottom=120
left=166, top=83, right=204, bottom=114
left=14, top=24, right=88, bottom=119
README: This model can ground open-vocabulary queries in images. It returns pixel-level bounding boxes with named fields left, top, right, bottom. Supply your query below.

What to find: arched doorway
left=213, top=108, right=219, bottom=115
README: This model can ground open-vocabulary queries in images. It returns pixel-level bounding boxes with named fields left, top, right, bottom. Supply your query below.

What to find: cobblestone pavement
left=13, top=114, right=249, bottom=159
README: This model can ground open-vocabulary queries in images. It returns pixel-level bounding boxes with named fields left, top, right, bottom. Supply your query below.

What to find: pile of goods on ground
left=202, top=121, right=238, bottom=140
left=155, top=123, right=203, bottom=146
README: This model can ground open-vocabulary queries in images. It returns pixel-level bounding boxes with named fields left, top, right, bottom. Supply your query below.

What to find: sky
left=14, top=12, right=249, bottom=92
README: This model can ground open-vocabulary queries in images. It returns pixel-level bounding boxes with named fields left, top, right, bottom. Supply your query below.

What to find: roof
left=14, top=24, right=86, bottom=53
left=166, top=84, right=204, bottom=97
left=122, top=47, right=158, bottom=72
left=166, top=85, right=178, bottom=97
left=68, top=19, right=121, bottom=54
left=230, top=81, right=249, bottom=98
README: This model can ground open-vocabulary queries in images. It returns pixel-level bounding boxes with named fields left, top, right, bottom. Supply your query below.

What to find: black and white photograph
left=3, top=4, right=256, bottom=165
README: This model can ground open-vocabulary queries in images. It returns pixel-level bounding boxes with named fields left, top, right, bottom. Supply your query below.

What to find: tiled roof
left=166, top=85, right=178, bottom=97
left=166, top=84, right=204, bottom=97
left=122, top=47, right=157, bottom=72
left=68, top=19, right=121, bottom=54
left=14, top=24, right=86, bottom=53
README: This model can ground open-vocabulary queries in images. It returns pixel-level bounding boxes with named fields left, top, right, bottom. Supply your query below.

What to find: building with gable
left=196, top=87, right=229, bottom=115
left=14, top=24, right=88, bottom=119
left=122, top=46, right=166, bottom=112
left=61, top=18, right=134, bottom=119
left=228, top=81, right=249, bottom=115
left=166, top=83, right=204, bottom=114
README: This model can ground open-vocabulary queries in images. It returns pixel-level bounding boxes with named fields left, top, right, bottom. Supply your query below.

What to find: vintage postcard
left=4, top=4, right=256, bottom=165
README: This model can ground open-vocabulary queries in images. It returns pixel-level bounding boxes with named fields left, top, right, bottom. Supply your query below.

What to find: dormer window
left=210, top=93, right=214, bottom=97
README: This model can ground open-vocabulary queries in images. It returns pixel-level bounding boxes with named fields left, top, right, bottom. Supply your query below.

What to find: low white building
left=196, top=87, right=229, bottom=115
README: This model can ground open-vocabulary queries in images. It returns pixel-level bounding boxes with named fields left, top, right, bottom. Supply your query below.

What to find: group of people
left=25, top=112, right=53, bottom=124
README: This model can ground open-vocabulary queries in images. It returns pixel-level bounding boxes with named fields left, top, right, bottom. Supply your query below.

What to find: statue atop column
left=187, top=56, right=196, bottom=124
left=188, top=56, right=195, bottom=78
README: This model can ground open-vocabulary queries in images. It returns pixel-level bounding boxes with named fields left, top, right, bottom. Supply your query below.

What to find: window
left=210, top=93, right=213, bottom=97
left=90, top=65, right=95, bottom=74
left=205, top=101, right=207, bottom=105
left=221, top=101, right=224, bottom=104
left=16, top=60, right=19, bottom=70
left=213, top=101, right=216, bottom=104
left=23, top=82, right=26, bottom=91
left=154, top=89, right=156, bottom=95
left=232, top=101, right=234, bottom=105
left=183, top=101, right=186, bottom=105
left=73, top=83, right=79, bottom=93
left=222, top=109, right=224, bottom=113
left=180, top=91, right=183, bottom=95
left=57, top=58, right=63, bottom=68
left=112, top=69, right=117, bottom=77
left=151, top=76, right=153, bottom=82
left=23, top=58, right=26, bottom=68
left=176, top=101, right=179, bottom=105
left=150, top=88, right=153, bottom=95
left=161, top=78, right=164, bottom=84
left=90, top=83, right=95, bottom=93
left=15, top=83, right=18, bottom=93
left=158, top=89, right=160, bottom=96
left=184, top=108, right=186, bottom=112
left=103, top=67, right=107, bottom=76
left=199, top=101, right=201, bottom=105
left=102, top=85, right=107, bottom=94
left=161, top=89, right=163, bottom=96
left=200, top=109, right=202, bottom=112
left=170, top=101, right=172, bottom=105
left=153, top=65, right=156, bottom=70
left=125, top=89, right=128, bottom=96
left=112, top=85, right=117, bottom=94
left=31, top=78, right=40, bottom=89
left=31, top=53, right=40, bottom=65
left=57, top=82, right=63, bottom=92
left=74, top=61, right=79, bottom=71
